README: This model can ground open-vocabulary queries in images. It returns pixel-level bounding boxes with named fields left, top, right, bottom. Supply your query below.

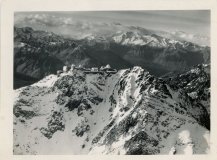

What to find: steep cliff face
left=163, top=64, right=210, bottom=130
left=13, top=66, right=210, bottom=155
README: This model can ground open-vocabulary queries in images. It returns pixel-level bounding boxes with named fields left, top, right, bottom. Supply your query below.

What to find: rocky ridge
left=13, top=65, right=210, bottom=154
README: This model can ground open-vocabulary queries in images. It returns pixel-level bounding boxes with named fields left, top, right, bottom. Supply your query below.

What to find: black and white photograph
left=12, top=10, right=211, bottom=155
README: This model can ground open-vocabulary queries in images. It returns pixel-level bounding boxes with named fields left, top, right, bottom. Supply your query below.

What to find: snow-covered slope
left=13, top=66, right=210, bottom=155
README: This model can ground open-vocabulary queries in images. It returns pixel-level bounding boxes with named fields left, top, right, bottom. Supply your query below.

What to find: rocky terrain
left=14, top=26, right=210, bottom=89
left=13, top=64, right=210, bottom=155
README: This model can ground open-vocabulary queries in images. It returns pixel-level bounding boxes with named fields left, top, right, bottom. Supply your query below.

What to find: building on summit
left=57, top=64, right=117, bottom=76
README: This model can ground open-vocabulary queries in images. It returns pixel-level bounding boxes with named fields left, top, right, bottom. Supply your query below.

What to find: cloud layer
left=14, top=11, right=210, bottom=46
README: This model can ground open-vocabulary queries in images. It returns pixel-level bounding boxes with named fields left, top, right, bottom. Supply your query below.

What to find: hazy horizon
left=14, top=10, right=210, bottom=46
left=15, top=10, right=210, bottom=36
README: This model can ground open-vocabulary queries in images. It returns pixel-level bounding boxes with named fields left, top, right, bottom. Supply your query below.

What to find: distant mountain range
left=15, top=14, right=210, bottom=46
left=14, top=26, right=210, bottom=89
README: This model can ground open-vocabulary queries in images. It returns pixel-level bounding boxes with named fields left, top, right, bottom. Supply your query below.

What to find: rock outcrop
left=13, top=65, right=210, bottom=155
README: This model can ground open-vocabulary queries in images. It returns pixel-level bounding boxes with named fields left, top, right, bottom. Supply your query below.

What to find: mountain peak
left=14, top=65, right=210, bottom=154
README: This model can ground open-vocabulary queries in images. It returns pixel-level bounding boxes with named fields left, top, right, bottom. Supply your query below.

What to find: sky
left=15, top=10, right=210, bottom=37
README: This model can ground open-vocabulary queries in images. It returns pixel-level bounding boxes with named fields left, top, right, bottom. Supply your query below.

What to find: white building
left=57, top=70, right=63, bottom=76
left=71, top=64, right=75, bottom=70
left=100, top=66, right=104, bottom=70
left=78, top=64, right=82, bottom=69
left=91, top=67, right=98, bottom=72
left=63, top=66, right=68, bottom=73
left=105, top=64, right=111, bottom=69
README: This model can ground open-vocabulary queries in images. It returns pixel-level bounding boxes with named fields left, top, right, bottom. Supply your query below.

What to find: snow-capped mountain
left=112, top=31, right=176, bottom=47
left=157, top=30, right=210, bottom=47
left=13, top=65, right=210, bottom=155
left=81, top=29, right=209, bottom=50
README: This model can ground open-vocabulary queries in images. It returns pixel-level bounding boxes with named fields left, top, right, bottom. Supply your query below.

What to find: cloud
left=14, top=12, right=210, bottom=46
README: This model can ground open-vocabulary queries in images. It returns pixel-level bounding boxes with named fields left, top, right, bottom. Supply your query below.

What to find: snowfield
left=13, top=65, right=210, bottom=155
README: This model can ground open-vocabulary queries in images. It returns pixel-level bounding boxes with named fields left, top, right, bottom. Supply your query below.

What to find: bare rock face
left=13, top=65, right=210, bottom=155
left=40, top=111, right=65, bottom=139
left=163, top=64, right=210, bottom=130
left=72, top=122, right=90, bottom=137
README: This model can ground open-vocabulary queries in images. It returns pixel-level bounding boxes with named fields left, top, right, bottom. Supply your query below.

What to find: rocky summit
left=13, top=65, right=210, bottom=155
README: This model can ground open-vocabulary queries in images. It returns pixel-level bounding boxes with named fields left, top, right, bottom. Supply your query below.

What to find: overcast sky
left=15, top=10, right=210, bottom=37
